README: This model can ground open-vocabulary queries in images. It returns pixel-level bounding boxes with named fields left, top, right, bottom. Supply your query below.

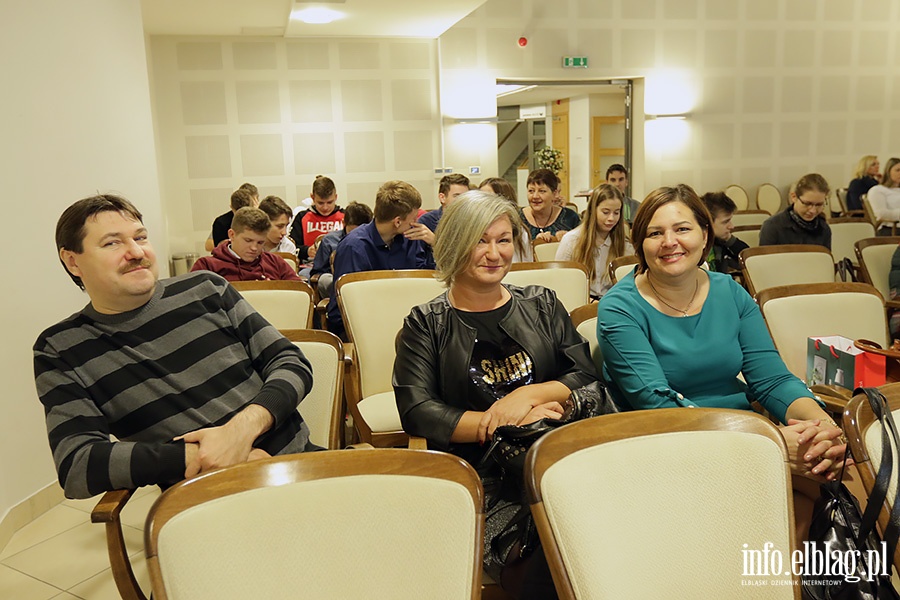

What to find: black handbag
left=479, top=381, right=618, bottom=571
left=803, top=387, right=900, bottom=600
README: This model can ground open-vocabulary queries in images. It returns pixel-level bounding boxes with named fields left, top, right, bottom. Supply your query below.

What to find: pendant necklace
left=534, top=207, right=555, bottom=232
left=647, top=274, right=699, bottom=317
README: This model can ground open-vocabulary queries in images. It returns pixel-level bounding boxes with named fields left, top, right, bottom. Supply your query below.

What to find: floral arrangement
left=535, top=146, right=564, bottom=174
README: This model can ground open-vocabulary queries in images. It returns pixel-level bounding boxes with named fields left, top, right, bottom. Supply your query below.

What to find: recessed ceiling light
left=290, top=7, right=344, bottom=24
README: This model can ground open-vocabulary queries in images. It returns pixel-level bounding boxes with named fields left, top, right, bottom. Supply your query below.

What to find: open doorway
left=495, top=79, right=633, bottom=210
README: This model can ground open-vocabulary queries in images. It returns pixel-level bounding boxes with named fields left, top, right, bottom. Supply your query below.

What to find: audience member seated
left=606, top=163, right=641, bottom=224
left=35, top=195, right=315, bottom=499
left=701, top=191, right=749, bottom=274
left=555, top=183, right=633, bottom=299
left=418, top=173, right=470, bottom=233
left=759, top=173, right=832, bottom=249
left=258, top=195, right=298, bottom=255
left=890, top=245, right=900, bottom=338
left=847, top=155, right=880, bottom=212
left=394, top=190, right=597, bottom=599
left=192, top=207, right=301, bottom=282
left=478, top=176, right=533, bottom=262
left=310, top=201, right=373, bottom=300
left=867, top=157, right=900, bottom=236
left=597, top=184, right=847, bottom=538
left=519, top=169, right=580, bottom=242
left=326, top=180, right=434, bottom=338
left=205, top=185, right=257, bottom=252
left=289, top=175, right=344, bottom=263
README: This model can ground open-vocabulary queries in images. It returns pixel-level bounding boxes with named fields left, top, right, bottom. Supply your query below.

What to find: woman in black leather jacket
left=393, top=190, right=597, bottom=599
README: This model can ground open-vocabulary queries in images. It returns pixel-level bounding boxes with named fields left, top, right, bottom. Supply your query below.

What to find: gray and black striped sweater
left=33, top=271, right=314, bottom=499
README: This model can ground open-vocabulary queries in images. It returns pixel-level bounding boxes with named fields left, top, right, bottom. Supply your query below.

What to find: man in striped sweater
left=34, top=195, right=315, bottom=499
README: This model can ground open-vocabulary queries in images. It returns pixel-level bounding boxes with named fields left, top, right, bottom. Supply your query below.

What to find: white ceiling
left=497, top=84, right=628, bottom=108
left=140, top=0, right=486, bottom=38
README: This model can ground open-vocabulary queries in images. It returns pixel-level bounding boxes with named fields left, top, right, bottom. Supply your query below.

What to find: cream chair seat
left=739, top=244, right=835, bottom=298
left=145, top=449, right=484, bottom=600
left=336, top=270, right=444, bottom=447
left=230, top=280, right=315, bottom=329
left=525, top=408, right=797, bottom=599
left=503, top=261, right=589, bottom=311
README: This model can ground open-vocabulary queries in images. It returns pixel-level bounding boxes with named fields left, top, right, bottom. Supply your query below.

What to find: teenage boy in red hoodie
left=289, top=175, right=344, bottom=262
left=192, top=208, right=301, bottom=282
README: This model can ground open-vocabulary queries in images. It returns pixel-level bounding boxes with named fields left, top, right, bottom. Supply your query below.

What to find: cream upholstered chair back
left=756, top=183, right=783, bottom=214
left=608, top=255, right=639, bottom=285
left=569, top=304, right=602, bottom=375
left=829, top=219, right=875, bottom=265
left=145, top=449, right=484, bottom=600
left=730, top=210, right=770, bottom=228
left=280, top=329, right=344, bottom=450
left=724, top=184, right=750, bottom=211
left=739, top=245, right=835, bottom=297
left=844, top=384, right=900, bottom=571
left=731, top=225, right=761, bottom=249
left=533, top=240, right=562, bottom=262
left=503, top=261, right=589, bottom=311
left=336, top=270, right=443, bottom=444
left=856, top=237, right=900, bottom=300
left=756, top=283, right=888, bottom=381
left=230, top=280, right=314, bottom=329
left=525, top=409, right=796, bottom=600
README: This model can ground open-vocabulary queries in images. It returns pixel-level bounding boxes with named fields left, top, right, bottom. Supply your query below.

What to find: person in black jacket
left=759, top=173, right=832, bottom=250
left=701, top=191, right=749, bottom=274
left=393, top=190, right=597, bottom=600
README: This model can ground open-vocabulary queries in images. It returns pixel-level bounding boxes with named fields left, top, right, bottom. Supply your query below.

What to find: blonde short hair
left=434, top=191, right=524, bottom=286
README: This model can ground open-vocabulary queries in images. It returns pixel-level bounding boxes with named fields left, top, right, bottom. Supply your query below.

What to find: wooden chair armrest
left=90, top=488, right=133, bottom=523
left=810, top=384, right=851, bottom=415
left=91, top=489, right=148, bottom=600
left=346, top=443, right=375, bottom=449
left=408, top=436, right=428, bottom=450
left=886, top=299, right=900, bottom=310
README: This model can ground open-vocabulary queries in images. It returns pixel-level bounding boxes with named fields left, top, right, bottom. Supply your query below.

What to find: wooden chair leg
left=91, top=489, right=148, bottom=600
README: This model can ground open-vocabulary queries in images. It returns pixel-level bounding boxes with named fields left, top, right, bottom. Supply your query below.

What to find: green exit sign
left=563, top=56, right=588, bottom=68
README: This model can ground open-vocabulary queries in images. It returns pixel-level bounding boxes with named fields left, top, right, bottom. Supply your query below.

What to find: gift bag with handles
left=806, top=336, right=886, bottom=390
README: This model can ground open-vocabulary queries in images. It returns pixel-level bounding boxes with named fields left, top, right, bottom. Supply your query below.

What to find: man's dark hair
left=230, top=207, right=271, bottom=235
left=238, top=182, right=258, bottom=197
left=343, top=202, right=374, bottom=227
left=312, top=175, right=336, bottom=199
left=606, top=163, right=628, bottom=179
left=230, top=188, right=255, bottom=211
left=439, top=173, right=470, bottom=196
left=56, top=195, right=143, bottom=290
left=374, top=181, right=422, bottom=222
left=258, top=196, right=293, bottom=220
left=701, top=191, right=737, bottom=219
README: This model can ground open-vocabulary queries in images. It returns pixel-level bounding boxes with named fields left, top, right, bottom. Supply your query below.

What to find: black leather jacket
left=393, top=285, right=598, bottom=453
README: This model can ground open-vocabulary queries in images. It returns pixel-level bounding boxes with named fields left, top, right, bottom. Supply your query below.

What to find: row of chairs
left=131, top=388, right=900, bottom=599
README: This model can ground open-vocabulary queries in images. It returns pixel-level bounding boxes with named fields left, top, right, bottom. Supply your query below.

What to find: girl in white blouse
left=867, top=157, right=900, bottom=235
left=556, top=184, right=634, bottom=299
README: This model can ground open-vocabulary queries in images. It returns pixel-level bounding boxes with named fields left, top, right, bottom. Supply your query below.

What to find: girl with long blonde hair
left=556, top=183, right=634, bottom=299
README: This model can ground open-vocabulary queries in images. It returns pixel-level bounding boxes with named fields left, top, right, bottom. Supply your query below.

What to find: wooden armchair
left=757, top=282, right=888, bottom=414
left=525, top=408, right=798, bottom=599
left=608, top=255, right=639, bottom=285
left=502, top=261, right=589, bottom=312
left=335, top=270, right=443, bottom=447
left=144, top=449, right=484, bottom=600
left=532, top=239, right=561, bottom=262
left=856, top=237, right=900, bottom=311
left=739, top=244, right=835, bottom=298
left=230, top=280, right=315, bottom=329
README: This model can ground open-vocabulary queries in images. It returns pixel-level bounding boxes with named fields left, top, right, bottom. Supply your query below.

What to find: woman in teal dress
left=597, top=184, right=847, bottom=534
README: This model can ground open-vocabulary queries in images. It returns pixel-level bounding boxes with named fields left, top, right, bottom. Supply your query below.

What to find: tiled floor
left=0, top=486, right=159, bottom=600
